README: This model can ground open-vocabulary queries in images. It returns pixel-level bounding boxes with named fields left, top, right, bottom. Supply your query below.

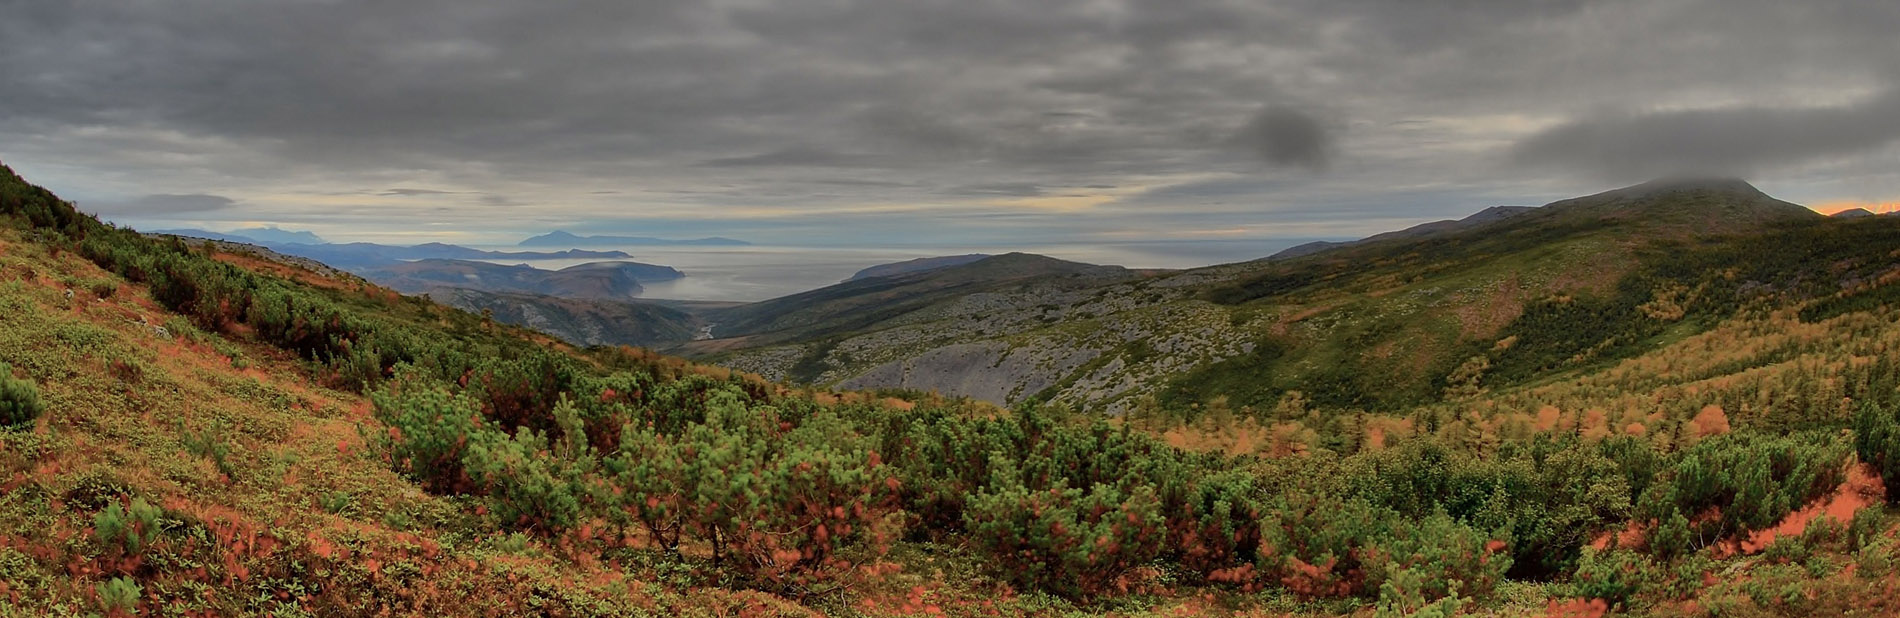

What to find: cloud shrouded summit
left=1, top=0, right=1898, bottom=246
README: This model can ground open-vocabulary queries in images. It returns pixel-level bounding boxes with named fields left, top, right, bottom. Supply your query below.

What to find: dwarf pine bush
left=0, top=362, right=44, bottom=427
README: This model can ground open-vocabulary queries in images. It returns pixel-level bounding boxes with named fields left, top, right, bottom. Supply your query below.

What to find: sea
left=465, top=238, right=1311, bottom=303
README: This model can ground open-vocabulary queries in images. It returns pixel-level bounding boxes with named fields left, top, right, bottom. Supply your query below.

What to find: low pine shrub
left=1569, top=547, right=1658, bottom=609
left=370, top=375, right=486, bottom=493
left=0, top=362, right=45, bottom=427
left=1854, top=401, right=1900, bottom=504
left=463, top=427, right=587, bottom=532
left=95, top=576, right=141, bottom=616
left=1259, top=492, right=1394, bottom=598
left=94, top=497, right=164, bottom=555
left=966, top=470, right=1166, bottom=598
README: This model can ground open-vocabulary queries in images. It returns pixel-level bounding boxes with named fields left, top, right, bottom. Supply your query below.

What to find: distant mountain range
left=264, top=243, right=634, bottom=270
left=151, top=228, right=635, bottom=268
left=152, top=226, right=327, bottom=245
left=518, top=230, right=750, bottom=247
left=365, top=259, right=683, bottom=301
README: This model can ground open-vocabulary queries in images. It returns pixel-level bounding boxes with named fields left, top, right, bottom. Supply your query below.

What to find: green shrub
left=606, top=424, right=688, bottom=553
left=370, top=375, right=486, bottom=493
left=1259, top=492, right=1394, bottom=597
left=1375, top=565, right=1467, bottom=618
left=318, top=491, right=355, bottom=515
left=463, top=426, right=586, bottom=532
left=966, top=467, right=1165, bottom=598
left=605, top=391, right=898, bottom=593
left=0, top=362, right=45, bottom=427
left=1365, top=512, right=1511, bottom=603
left=1855, top=537, right=1893, bottom=578
left=728, top=411, right=899, bottom=590
left=1570, top=547, right=1658, bottom=609
left=94, top=497, right=163, bottom=555
left=1854, top=400, right=1900, bottom=504
left=95, top=576, right=141, bottom=615
left=1638, top=431, right=1849, bottom=542
left=180, top=421, right=234, bottom=477
left=1345, top=437, right=1630, bottom=578
left=1760, top=534, right=1810, bottom=565
left=1649, top=510, right=1695, bottom=560
left=1161, top=469, right=1264, bottom=581
left=1847, top=505, right=1886, bottom=550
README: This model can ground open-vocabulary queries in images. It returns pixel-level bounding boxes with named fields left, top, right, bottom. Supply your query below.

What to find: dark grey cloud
left=1513, top=90, right=1900, bottom=180
left=1238, top=106, right=1334, bottom=170
left=2, top=0, right=1898, bottom=247
left=90, top=194, right=239, bottom=216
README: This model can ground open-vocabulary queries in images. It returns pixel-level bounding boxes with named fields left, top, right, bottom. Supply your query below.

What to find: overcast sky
left=3, top=0, right=1898, bottom=250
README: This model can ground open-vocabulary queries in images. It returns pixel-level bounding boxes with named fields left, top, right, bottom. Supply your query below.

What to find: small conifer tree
left=0, top=362, right=45, bottom=427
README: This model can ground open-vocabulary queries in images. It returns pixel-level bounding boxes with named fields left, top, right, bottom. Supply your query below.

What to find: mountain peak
left=1544, top=176, right=1816, bottom=230
left=1608, top=176, right=1766, bottom=200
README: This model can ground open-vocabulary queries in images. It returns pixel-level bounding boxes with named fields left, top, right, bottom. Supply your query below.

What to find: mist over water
left=469, top=239, right=1311, bottom=302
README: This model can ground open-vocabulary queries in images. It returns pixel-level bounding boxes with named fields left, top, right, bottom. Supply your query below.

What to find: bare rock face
left=837, top=341, right=1099, bottom=406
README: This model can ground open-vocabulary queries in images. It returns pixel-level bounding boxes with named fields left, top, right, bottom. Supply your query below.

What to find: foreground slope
left=9, top=162, right=1900, bottom=618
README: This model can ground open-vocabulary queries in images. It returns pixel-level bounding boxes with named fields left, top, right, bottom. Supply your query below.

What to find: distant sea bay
left=466, top=239, right=1315, bottom=303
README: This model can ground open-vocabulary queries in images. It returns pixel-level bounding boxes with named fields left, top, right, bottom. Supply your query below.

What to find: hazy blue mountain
left=519, top=230, right=750, bottom=247
left=149, top=227, right=637, bottom=269
left=360, top=259, right=680, bottom=300
left=230, top=226, right=326, bottom=245
left=267, top=242, right=633, bottom=269
left=151, top=226, right=328, bottom=245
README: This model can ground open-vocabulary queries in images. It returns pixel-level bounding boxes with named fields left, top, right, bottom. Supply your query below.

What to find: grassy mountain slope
left=701, top=179, right=1842, bottom=415
left=9, top=161, right=1900, bottom=618
left=1268, top=204, right=1537, bottom=259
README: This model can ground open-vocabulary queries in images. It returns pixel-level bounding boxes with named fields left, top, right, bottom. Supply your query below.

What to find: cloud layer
left=1513, top=90, right=1900, bottom=180
left=1, top=0, right=1897, bottom=248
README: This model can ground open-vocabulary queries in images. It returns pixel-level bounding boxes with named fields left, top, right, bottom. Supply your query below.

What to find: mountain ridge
left=844, top=253, right=992, bottom=282
left=518, top=230, right=750, bottom=247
